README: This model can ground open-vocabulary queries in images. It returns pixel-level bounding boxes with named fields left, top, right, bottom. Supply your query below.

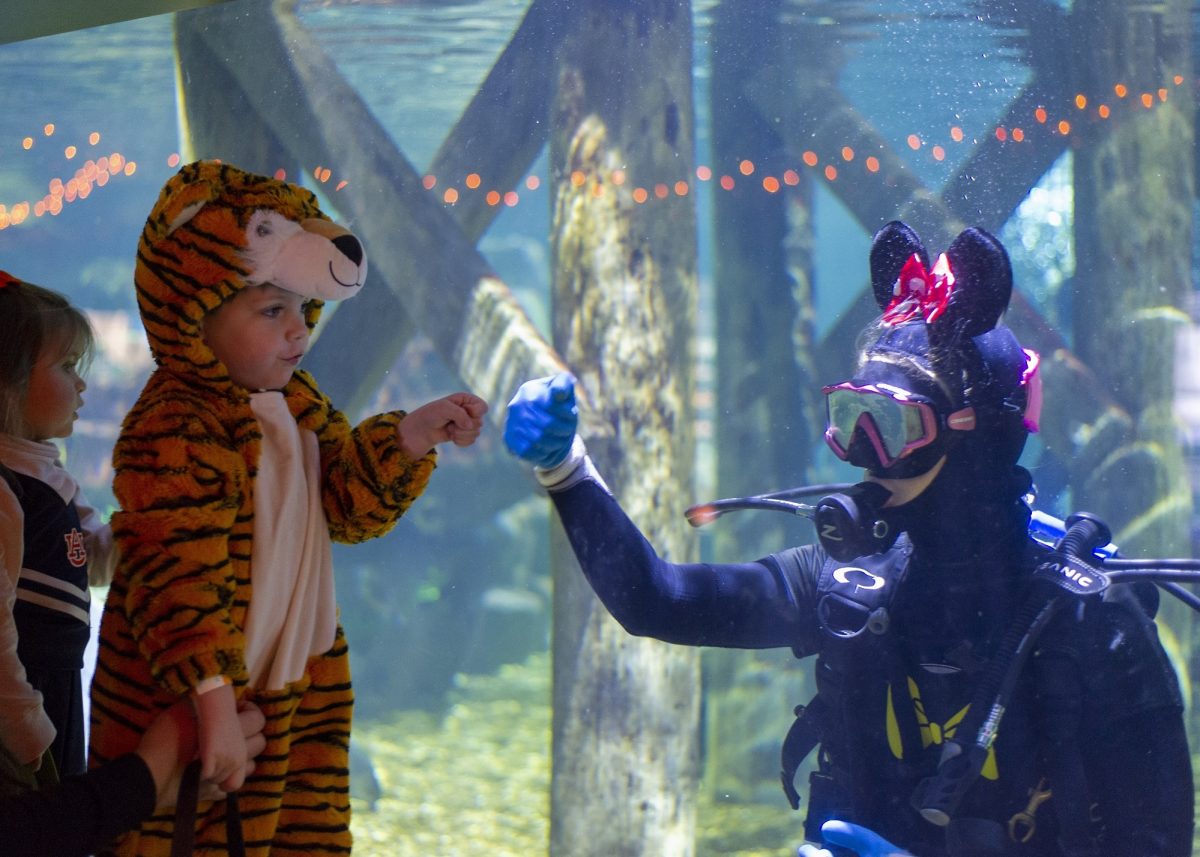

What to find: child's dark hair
left=0, top=271, right=95, bottom=436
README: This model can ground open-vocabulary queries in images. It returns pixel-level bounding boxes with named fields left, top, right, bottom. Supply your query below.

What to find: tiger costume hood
left=135, top=159, right=367, bottom=383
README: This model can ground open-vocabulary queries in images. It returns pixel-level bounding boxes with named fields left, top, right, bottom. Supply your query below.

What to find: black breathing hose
left=683, top=484, right=851, bottom=527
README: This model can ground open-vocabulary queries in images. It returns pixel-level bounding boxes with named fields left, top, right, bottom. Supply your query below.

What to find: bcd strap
left=1033, top=649, right=1100, bottom=855
left=780, top=695, right=827, bottom=809
left=781, top=544, right=912, bottom=811
left=171, top=760, right=245, bottom=857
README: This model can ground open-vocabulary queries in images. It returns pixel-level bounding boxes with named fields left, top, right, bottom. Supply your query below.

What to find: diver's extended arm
left=505, top=374, right=807, bottom=648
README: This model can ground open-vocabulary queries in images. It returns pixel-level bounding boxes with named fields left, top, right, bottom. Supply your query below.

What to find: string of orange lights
left=1, top=74, right=1189, bottom=232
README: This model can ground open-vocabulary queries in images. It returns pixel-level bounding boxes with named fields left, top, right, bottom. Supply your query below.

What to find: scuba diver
left=503, top=221, right=1194, bottom=856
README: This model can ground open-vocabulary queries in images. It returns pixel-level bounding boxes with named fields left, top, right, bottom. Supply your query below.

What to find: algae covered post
left=548, top=1, right=701, bottom=855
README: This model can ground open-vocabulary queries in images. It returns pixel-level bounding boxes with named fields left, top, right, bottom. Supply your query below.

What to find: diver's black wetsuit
left=547, top=472, right=1194, bottom=856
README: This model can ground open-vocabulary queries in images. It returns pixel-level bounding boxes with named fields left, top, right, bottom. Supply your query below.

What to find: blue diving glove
left=797, top=820, right=913, bottom=857
left=503, top=372, right=579, bottom=469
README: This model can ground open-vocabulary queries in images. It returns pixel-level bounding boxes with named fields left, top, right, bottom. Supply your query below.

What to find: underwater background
left=0, top=0, right=1198, bottom=854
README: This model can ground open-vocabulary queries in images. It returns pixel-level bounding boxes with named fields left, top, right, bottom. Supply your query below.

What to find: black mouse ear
left=939, top=227, right=1013, bottom=339
left=869, top=221, right=930, bottom=310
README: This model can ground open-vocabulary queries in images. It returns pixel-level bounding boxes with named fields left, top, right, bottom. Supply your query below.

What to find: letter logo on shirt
left=64, top=528, right=87, bottom=568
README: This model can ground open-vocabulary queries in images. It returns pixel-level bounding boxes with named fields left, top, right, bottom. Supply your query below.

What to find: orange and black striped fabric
left=88, top=161, right=436, bottom=856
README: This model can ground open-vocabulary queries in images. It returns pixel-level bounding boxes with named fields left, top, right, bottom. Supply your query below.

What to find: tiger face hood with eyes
left=135, top=159, right=367, bottom=384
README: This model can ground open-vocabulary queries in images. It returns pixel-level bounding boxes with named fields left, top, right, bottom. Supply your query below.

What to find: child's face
left=21, top=336, right=86, bottom=441
left=202, top=284, right=310, bottom=391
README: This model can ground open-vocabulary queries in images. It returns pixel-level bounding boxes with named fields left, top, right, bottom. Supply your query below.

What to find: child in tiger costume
left=88, top=160, right=488, bottom=856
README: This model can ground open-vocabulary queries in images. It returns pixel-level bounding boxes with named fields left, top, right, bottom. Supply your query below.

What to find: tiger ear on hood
left=143, top=160, right=229, bottom=245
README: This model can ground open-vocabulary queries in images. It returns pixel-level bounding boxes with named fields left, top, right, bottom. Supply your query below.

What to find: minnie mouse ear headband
left=865, top=221, right=1042, bottom=433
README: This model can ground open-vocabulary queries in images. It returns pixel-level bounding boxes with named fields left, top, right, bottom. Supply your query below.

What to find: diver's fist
left=504, top=373, right=578, bottom=468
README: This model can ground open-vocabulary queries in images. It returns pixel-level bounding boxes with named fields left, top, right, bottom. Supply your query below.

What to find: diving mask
left=822, top=381, right=976, bottom=470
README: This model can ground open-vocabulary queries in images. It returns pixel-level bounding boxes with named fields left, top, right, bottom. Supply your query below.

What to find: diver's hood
left=865, top=321, right=1031, bottom=414
left=854, top=321, right=1035, bottom=477
left=134, top=160, right=368, bottom=387
left=852, top=221, right=1040, bottom=481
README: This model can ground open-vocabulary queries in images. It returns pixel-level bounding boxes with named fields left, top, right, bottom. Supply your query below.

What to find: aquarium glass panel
left=1, top=1, right=1196, bottom=854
